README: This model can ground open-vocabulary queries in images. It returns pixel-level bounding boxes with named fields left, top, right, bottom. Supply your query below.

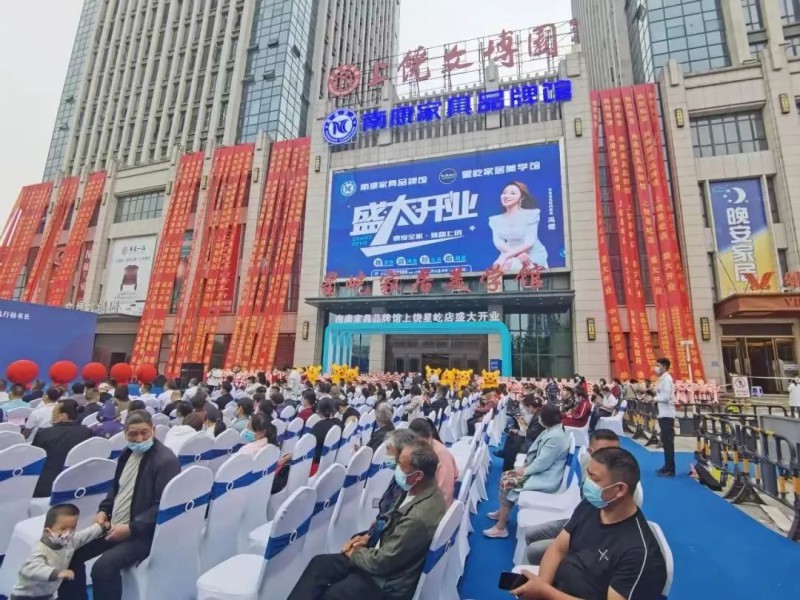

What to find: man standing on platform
left=651, top=358, right=675, bottom=477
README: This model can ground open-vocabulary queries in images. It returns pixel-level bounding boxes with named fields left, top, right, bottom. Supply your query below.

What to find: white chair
left=200, top=453, right=254, bottom=573
left=0, top=445, right=45, bottom=573
left=392, top=406, right=404, bottom=426
left=357, top=405, right=370, bottom=416
left=564, top=421, right=590, bottom=449
left=28, top=398, right=43, bottom=409
left=327, top=446, right=372, bottom=552
left=356, top=442, right=394, bottom=532
left=455, top=468, right=474, bottom=570
left=222, top=404, right=237, bottom=420
left=81, top=412, right=99, bottom=427
left=0, top=423, right=19, bottom=434
left=649, top=521, right=674, bottom=598
left=177, top=431, right=216, bottom=469
left=597, top=400, right=627, bottom=437
left=280, top=417, right=304, bottom=454
left=267, top=433, right=315, bottom=520
left=6, top=407, right=32, bottom=425
left=154, top=424, right=169, bottom=442
left=304, top=413, right=320, bottom=433
left=439, top=407, right=458, bottom=445
left=272, top=419, right=287, bottom=444
left=518, top=436, right=580, bottom=510
left=334, top=419, right=358, bottom=467
left=121, top=466, right=214, bottom=600
left=197, top=486, right=317, bottom=600
left=64, top=437, right=111, bottom=467
left=310, top=424, right=341, bottom=484
left=0, top=431, right=25, bottom=450
left=238, top=444, right=279, bottom=553
left=0, top=457, right=115, bottom=596
left=151, top=412, right=170, bottom=427
left=210, top=428, right=241, bottom=472
left=109, top=430, right=127, bottom=459
left=411, top=500, right=465, bottom=600
left=279, top=405, right=296, bottom=422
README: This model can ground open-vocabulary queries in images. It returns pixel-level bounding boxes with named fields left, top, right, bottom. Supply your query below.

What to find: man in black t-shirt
left=512, top=447, right=667, bottom=600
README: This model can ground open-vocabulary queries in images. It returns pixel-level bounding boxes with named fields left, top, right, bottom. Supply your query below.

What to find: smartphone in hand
left=498, top=571, right=526, bottom=590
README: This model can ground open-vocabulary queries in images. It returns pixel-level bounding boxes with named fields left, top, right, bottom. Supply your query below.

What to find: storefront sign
left=102, top=235, right=157, bottom=316
left=327, top=143, right=565, bottom=277
left=710, top=179, right=779, bottom=296
left=333, top=311, right=501, bottom=324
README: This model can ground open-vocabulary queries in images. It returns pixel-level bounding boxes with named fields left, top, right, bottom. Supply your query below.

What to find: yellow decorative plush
left=330, top=363, right=347, bottom=385
left=345, top=366, right=360, bottom=383
left=425, top=365, right=442, bottom=381
left=481, top=369, right=500, bottom=390
left=304, top=365, right=322, bottom=385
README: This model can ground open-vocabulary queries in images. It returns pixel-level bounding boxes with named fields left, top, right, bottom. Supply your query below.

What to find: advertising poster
left=709, top=179, right=779, bottom=296
left=103, top=235, right=157, bottom=316
left=326, top=143, right=565, bottom=277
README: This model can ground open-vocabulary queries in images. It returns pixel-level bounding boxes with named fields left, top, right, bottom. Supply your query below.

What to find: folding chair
left=309, top=424, right=341, bottom=484
left=411, top=501, right=464, bottom=600
left=327, top=446, right=372, bottom=552
left=65, top=437, right=111, bottom=467
left=238, top=444, right=279, bottom=553
left=177, top=431, right=216, bottom=469
left=210, top=428, right=243, bottom=472
left=267, top=433, right=315, bottom=520
left=280, top=417, right=304, bottom=455
left=356, top=442, right=394, bottom=532
left=334, top=420, right=358, bottom=467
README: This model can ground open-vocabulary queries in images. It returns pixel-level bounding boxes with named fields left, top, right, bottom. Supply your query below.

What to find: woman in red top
left=297, top=389, right=317, bottom=422
left=561, top=388, right=591, bottom=427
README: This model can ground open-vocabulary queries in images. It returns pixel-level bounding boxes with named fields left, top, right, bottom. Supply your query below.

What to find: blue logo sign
left=323, top=109, right=359, bottom=145
left=340, top=180, right=356, bottom=197
left=326, top=143, right=566, bottom=277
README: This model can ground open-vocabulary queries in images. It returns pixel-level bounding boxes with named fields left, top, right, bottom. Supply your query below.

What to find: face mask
left=384, top=457, right=397, bottom=469
left=394, top=466, right=417, bottom=491
left=127, top=438, right=154, bottom=454
left=242, top=429, right=256, bottom=443
left=45, top=529, right=73, bottom=547
left=582, top=478, right=619, bottom=509
left=655, top=366, right=663, bottom=375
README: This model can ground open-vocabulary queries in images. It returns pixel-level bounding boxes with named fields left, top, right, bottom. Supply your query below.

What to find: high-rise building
left=570, top=0, right=633, bottom=89
left=42, top=0, right=400, bottom=179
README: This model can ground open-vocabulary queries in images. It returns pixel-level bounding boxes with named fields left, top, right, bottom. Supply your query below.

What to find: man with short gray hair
left=367, top=403, right=395, bottom=451
left=288, top=439, right=446, bottom=599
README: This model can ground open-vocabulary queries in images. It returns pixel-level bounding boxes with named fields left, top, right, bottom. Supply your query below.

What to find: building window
left=749, top=40, right=767, bottom=55
left=690, top=111, right=768, bottom=157
left=505, top=311, right=573, bottom=378
left=785, top=35, right=800, bottom=58
left=778, top=249, right=789, bottom=281
left=766, top=176, right=781, bottom=223
left=742, top=0, right=763, bottom=31
left=113, top=190, right=165, bottom=223
left=781, top=0, right=800, bottom=25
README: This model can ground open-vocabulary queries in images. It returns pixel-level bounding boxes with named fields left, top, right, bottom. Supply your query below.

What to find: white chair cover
left=272, top=419, right=287, bottom=443
left=334, top=420, right=358, bottom=467
left=310, top=424, right=341, bottom=484
left=81, top=412, right=99, bottom=427
left=356, top=442, right=394, bottom=532
left=455, top=469, right=474, bottom=570
left=238, top=444, right=279, bottom=553
left=0, top=445, right=45, bottom=573
left=222, top=405, right=237, bottom=420
left=28, top=399, right=43, bottom=409
left=210, top=428, right=242, bottom=472
left=564, top=421, right=590, bottom=449
left=279, top=406, right=296, bottom=421
left=151, top=413, right=170, bottom=427
left=0, top=431, right=25, bottom=450
left=121, top=466, right=214, bottom=600
left=6, top=407, right=32, bottom=425
left=154, top=424, right=169, bottom=442
left=267, top=433, right=315, bottom=520
left=200, top=453, right=254, bottom=572
left=280, top=417, right=304, bottom=455
left=65, top=437, right=111, bottom=467
left=109, top=431, right=127, bottom=460
left=197, top=486, right=317, bottom=600
left=649, top=521, right=674, bottom=598
left=304, top=413, right=320, bottom=433
left=0, top=457, right=115, bottom=596
left=439, top=407, right=457, bottom=445
left=597, top=400, right=627, bottom=437
left=0, top=423, right=19, bottom=434
left=358, top=410, right=375, bottom=446
left=411, top=500, right=465, bottom=600
left=327, top=446, right=372, bottom=552
left=177, top=431, right=216, bottom=470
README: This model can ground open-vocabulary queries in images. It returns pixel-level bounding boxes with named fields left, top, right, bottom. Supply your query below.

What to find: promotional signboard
left=102, top=235, right=157, bottom=316
left=709, top=179, right=779, bottom=296
left=326, top=143, right=565, bottom=277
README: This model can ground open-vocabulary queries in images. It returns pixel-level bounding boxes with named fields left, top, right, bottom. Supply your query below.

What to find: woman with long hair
left=488, top=180, right=548, bottom=272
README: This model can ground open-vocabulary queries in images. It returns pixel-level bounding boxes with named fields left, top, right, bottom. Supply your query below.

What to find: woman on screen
left=488, top=181, right=548, bottom=272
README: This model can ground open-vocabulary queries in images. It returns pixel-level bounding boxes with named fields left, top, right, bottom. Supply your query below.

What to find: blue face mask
left=383, top=457, right=397, bottom=469
left=582, top=478, right=619, bottom=509
left=394, top=466, right=418, bottom=491
left=242, top=429, right=256, bottom=443
left=127, top=438, right=154, bottom=454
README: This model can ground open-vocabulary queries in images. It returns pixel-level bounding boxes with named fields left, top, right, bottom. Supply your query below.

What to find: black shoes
left=656, top=468, right=675, bottom=478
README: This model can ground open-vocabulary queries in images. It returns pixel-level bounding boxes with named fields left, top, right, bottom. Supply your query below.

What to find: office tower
left=42, top=0, right=401, bottom=179
left=570, top=0, right=633, bottom=89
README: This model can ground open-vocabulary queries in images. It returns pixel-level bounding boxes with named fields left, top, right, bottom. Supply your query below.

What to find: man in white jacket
left=788, top=378, right=800, bottom=417
left=650, top=358, right=675, bottom=477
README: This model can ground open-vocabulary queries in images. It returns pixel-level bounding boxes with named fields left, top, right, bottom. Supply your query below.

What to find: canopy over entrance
left=322, top=320, right=513, bottom=376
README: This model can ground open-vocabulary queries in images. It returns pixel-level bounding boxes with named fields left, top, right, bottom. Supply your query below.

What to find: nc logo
left=340, top=181, right=356, bottom=197
left=323, top=109, right=359, bottom=145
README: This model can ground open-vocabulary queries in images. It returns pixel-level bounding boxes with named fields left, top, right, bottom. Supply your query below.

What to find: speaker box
left=179, top=362, right=204, bottom=390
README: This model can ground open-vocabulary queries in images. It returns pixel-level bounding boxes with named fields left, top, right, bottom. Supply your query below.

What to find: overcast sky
left=0, top=0, right=571, bottom=227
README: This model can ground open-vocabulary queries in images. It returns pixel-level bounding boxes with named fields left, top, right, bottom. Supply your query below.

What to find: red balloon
left=6, top=360, right=39, bottom=385
left=82, top=362, right=107, bottom=384
left=109, top=362, right=133, bottom=384
left=136, top=364, right=158, bottom=384
left=49, top=361, right=78, bottom=385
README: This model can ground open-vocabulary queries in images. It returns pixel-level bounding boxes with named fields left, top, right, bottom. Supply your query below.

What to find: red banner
left=23, top=177, right=79, bottom=303
left=591, top=93, right=631, bottom=379
left=600, top=90, right=654, bottom=380
left=46, top=171, right=106, bottom=306
left=0, top=183, right=53, bottom=299
left=166, top=144, right=254, bottom=376
left=74, top=242, right=93, bottom=305
left=131, top=152, right=204, bottom=369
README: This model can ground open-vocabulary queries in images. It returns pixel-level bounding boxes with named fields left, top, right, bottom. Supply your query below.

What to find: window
left=504, top=311, right=573, bottom=378
left=690, top=111, right=768, bottom=157
left=778, top=249, right=789, bottom=281
left=785, top=35, right=800, bottom=58
left=766, top=176, right=781, bottom=223
left=741, top=0, right=763, bottom=31
left=113, top=190, right=165, bottom=223
left=781, top=0, right=800, bottom=25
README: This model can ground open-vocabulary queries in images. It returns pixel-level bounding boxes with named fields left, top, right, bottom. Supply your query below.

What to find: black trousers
left=658, top=417, right=676, bottom=472
left=58, top=536, right=151, bottom=600
left=287, top=553, right=383, bottom=600
left=501, top=433, right=526, bottom=472
left=588, top=409, right=613, bottom=434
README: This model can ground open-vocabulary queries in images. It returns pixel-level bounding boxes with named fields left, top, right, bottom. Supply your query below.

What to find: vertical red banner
left=591, top=93, right=631, bottom=379
left=47, top=171, right=106, bottom=307
left=131, top=152, right=204, bottom=369
left=24, top=177, right=80, bottom=303
left=0, top=183, right=53, bottom=299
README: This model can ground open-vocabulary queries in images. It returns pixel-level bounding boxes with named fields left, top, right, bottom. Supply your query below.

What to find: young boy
left=11, top=503, right=107, bottom=600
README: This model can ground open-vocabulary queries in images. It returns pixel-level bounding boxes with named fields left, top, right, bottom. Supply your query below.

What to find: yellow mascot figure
left=481, top=369, right=500, bottom=390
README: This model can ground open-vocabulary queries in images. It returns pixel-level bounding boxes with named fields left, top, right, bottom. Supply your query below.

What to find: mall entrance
left=385, top=335, right=487, bottom=374
left=720, top=324, right=798, bottom=394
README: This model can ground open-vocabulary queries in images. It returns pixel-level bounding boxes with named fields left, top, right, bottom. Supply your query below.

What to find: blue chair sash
left=312, top=489, right=341, bottom=516
left=264, top=513, right=312, bottom=560
left=0, top=457, right=45, bottom=482
left=566, top=453, right=582, bottom=487
left=453, top=480, right=462, bottom=500
left=211, top=470, right=258, bottom=500
left=179, top=448, right=222, bottom=466
left=282, top=430, right=298, bottom=441
left=50, top=479, right=113, bottom=505
left=320, top=443, right=336, bottom=458
left=291, top=448, right=315, bottom=466
left=422, top=526, right=459, bottom=573
left=156, top=491, right=211, bottom=524
left=249, top=461, right=278, bottom=484
left=110, top=449, right=123, bottom=460
left=343, top=468, right=368, bottom=488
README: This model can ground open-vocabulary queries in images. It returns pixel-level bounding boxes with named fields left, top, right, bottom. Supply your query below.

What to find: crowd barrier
left=693, top=411, right=800, bottom=542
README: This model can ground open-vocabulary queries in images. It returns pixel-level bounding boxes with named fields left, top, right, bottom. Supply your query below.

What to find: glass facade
left=741, top=0, right=763, bottom=32
left=43, top=0, right=99, bottom=180
left=113, top=191, right=165, bottom=223
left=627, top=0, right=730, bottom=84
left=505, top=310, right=573, bottom=378
left=781, top=0, right=800, bottom=25
left=236, top=0, right=318, bottom=143
left=690, top=111, right=768, bottom=157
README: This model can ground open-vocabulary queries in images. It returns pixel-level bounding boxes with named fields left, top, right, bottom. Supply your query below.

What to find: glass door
left=745, top=339, right=771, bottom=393
left=774, top=339, right=798, bottom=393
left=720, top=340, right=742, bottom=386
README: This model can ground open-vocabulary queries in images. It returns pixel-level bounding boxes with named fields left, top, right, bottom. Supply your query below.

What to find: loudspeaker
left=179, top=363, right=204, bottom=390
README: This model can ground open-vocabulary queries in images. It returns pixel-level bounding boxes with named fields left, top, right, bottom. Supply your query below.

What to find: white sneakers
left=483, top=525, right=509, bottom=538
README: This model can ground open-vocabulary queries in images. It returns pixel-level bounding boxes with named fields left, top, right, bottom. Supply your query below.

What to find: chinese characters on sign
left=332, top=311, right=502, bottom=324
left=64, top=301, right=122, bottom=315
left=0, top=311, right=31, bottom=320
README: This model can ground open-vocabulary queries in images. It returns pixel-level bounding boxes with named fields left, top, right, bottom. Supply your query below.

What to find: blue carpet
left=458, top=438, right=800, bottom=600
